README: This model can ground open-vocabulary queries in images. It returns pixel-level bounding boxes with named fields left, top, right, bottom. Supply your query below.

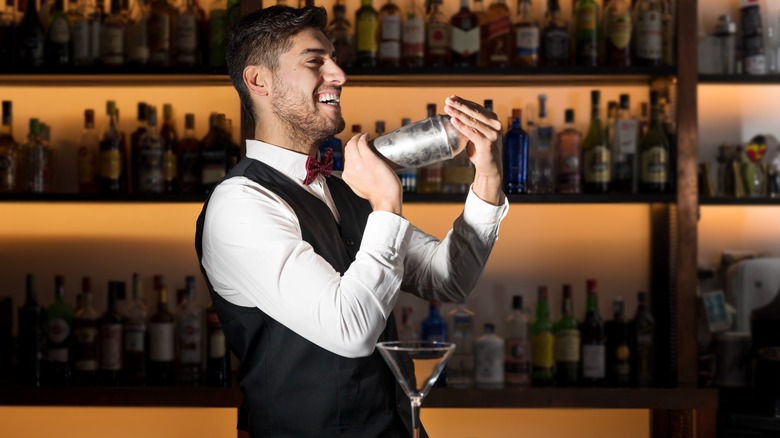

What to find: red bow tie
left=303, top=149, right=334, bottom=185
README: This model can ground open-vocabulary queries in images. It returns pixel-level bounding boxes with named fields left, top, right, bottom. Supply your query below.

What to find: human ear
left=244, top=65, right=270, bottom=97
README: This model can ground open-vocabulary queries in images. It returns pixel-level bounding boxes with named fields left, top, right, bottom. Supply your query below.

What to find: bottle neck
left=536, top=299, right=549, bottom=321
left=586, top=293, right=599, bottom=315
left=561, top=296, right=572, bottom=317
left=512, top=116, right=521, bottom=129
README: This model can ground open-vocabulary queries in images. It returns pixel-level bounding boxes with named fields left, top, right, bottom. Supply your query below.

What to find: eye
left=307, top=58, right=324, bottom=66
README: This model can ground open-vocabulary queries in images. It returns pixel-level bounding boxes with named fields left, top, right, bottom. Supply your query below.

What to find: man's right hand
left=341, top=133, right=403, bottom=215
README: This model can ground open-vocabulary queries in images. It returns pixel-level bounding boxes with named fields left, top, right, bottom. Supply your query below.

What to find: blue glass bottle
left=502, top=109, right=529, bottom=194
left=319, top=135, right=343, bottom=171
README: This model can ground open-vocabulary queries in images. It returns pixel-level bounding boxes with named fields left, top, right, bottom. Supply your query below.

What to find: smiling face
left=267, top=27, right=347, bottom=149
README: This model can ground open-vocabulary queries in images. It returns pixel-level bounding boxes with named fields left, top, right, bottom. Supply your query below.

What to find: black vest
left=195, top=158, right=419, bottom=437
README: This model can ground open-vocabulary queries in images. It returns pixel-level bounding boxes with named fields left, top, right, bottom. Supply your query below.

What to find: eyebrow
left=298, top=48, right=336, bottom=57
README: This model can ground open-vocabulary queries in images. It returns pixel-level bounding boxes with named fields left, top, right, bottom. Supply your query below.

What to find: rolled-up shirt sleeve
left=401, top=186, right=509, bottom=302
left=202, top=180, right=413, bottom=358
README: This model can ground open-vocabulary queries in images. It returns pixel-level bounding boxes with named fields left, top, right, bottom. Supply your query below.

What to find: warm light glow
left=698, top=205, right=780, bottom=267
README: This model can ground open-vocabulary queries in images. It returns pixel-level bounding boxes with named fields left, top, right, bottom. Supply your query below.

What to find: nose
left=324, top=59, right=347, bottom=86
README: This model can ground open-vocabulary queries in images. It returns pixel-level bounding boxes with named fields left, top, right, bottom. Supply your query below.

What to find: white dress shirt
left=201, top=139, right=509, bottom=358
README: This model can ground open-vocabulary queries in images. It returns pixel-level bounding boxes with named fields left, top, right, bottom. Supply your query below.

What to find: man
left=195, top=5, right=508, bottom=437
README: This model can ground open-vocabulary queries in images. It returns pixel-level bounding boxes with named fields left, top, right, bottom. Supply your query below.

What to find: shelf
left=0, top=386, right=717, bottom=410
left=0, top=192, right=677, bottom=204
left=0, top=66, right=230, bottom=87
left=698, top=74, right=780, bottom=85
left=699, top=197, right=780, bottom=206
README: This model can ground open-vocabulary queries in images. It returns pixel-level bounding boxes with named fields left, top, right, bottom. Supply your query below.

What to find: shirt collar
left=245, top=139, right=317, bottom=185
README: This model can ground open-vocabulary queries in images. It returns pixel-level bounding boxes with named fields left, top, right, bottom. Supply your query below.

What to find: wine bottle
left=582, top=90, right=611, bottom=193
left=581, top=279, right=606, bottom=386
left=18, top=274, right=44, bottom=386
left=502, top=108, right=529, bottom=194
left=639, top=90, right=669, bottom=193
left=530, top=286, right=554, bottom=387
left=606, top=297, right=631, bottom=387
left=148, top=280, right=174, bottom=385
left=554, top=284, right=580, bottom=387
left=99, top=281, right=124, bottom=386
left=99, top=100, right=127, bottom=194
left=574, top=0, right=599, bottom=66
left=355, top=0, right=378, bottom=67
left=16, top=0, right=45, bottom=67
left=160, top=103, right=179, bottom=193
left=44, top=275, right=74, bottom=386
left=632, top=0, right=662, bottom=67
left=504, top=295, right=530, bottom=386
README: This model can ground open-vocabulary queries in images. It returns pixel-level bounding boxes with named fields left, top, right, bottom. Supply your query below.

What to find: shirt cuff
left=463, top=185, right=509, bottom=227
left=361, top=211, right=413, bottom=251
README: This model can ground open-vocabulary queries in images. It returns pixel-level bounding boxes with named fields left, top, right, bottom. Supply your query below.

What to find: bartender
left=195, top=5, right=508, bottom=437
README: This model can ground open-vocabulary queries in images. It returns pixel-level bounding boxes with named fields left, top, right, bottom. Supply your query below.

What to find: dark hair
left=226, top=6, right=328, bottom=126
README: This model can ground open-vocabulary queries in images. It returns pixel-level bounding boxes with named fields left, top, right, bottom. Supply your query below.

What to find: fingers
left=444, top=95, right=503, bottom=132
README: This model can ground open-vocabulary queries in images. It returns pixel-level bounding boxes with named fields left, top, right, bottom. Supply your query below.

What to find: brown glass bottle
left=481, top=0, right=511, bottom=67
left=160, top=103, right=179, bottom=193
left=450, top=0, right=480, bottom=67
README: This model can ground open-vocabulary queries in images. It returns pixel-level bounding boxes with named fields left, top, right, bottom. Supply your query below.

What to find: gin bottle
left=528, top=94, right=555, bottom=193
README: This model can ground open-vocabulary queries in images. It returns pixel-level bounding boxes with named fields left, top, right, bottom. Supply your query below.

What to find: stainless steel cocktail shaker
left=368, top=115, right=469, bottom=168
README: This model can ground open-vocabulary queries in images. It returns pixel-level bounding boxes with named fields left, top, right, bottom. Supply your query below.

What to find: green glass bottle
left=638, top=90, right=670, bottom=193
left=355, top=0, right=378, bottom=67
left=582, top=89, right=611, bottom=193
left=574, top=0, right=599, bottom=66
left=530, top=286, right=554, bottom=386
left=45, top=275, right=75, bottom=386
left=554, top=284, right=580, bottom=387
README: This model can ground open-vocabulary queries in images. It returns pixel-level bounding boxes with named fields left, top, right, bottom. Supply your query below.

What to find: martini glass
left=376, top=341, right=456, bottom=438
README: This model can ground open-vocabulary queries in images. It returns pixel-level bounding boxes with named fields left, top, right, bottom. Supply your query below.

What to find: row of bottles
left=400, top=280, right=655, bottom=388
left=11, top=273, right=231, bottom=387
left=329, top=0, right=675, bottom=69
left=0, top=0, right=239, bottom=69
left=0, top=100, right=240, bottom=194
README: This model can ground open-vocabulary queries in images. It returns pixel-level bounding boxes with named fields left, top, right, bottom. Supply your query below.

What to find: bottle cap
left=537, top=285, right=548, bottom=300
left=591, top=90, right=600, bottom=104
left=375, top=120, right=385, bottom=134
left=137, top=102, right=147, bottom=121
left=562, top=284, right=572, bottom=299
left=564, top=109, right=574, bottom=123
left=185, top=113, right=195, bottom=129
left=512, top=295, right=523, bottom=310
left=351, top=124, right=361, bottom=133
left=587, top=279, right=598, bottom=294
left=401, top=118, right=411, bottom=126
left=483, top=99, right=493, bottom=112
left=619, top=94, right=630, bottom=109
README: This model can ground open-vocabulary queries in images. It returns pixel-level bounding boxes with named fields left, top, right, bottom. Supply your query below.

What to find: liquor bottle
left=450, top=0, right=480, bottom=68
left=581, top=279, right=606, bottom=386
left=398, top=306, right=418, bottom=341
left=582, top=90, right=610, bottom=193
left=424, top=0, right=449, bottom=67
left=447, top=303, right=475, bottom=388
left=16, top=0, right=45, bottom=67
left=127, top=0, right=149, bottom=65
left=18, top=274, right=44, bottom=386
left=502, top=108, right=529, bottom=194
left=540, top=0, right=567, bottom=66
left=355, top=0, right=378, bottom=67
left=326, top=0, right=352, bottom=69
left=138, top=105, right=164, bottom=193
left=18, top=118, right=53, bottom=194
left=421, top=301, right=447, bottom=342
left=124, top=273, right=147, bottom=385
left=528, top=94, right=555, bottom=194
left=555, top=109, right=581, bottom=193
left=530, top=286, right=553, bottom=386
left=208, top=0, right=226, bottom=67
left=100, top=0, right=126, bottom=66
left=205, top=302, right=230, bottom=387
left=603, top=0, right=631, bottom=66
left=475, top=323, right=504, bottom=388
left=91, top=0, right=107, bottom=66
left=46, top=0, right=71, bottom=66
left=222, top=115, right=241, bottom=168
left=660, top=0, right=672, bottom=66
left=200, top=113, right=229, bottom=193
left=630, top=291, right=654, bottom=387
left=512, top=0, right=538, bottom=66
left=73, top=277, right=99, bottom=385
left=639, top=101, right=649, bottom=136
left=99, top=100, right=127, bottom=194
left=632, top=0, right=662, bottom=67
left=148, top=0, right=173, bottom=67
left=554, top=284, right=580, bottom=386
left=175, top=0, right=198, bottom=66
left=638, top=90, right=669, bottom=193
left=160, top=103, right=179, bottom=193
left=76, top=110, right=99, bottom=194
left=0, top=0, right=15, bottom=66
left=604, top=100, right=617, bottom=160
left=504, top=295, right=530, bottom=386
left=401, top=0, right=424, bottom=67
left=176, top=275, right=203, bottom=385
left=605, top=297, right=630, bottom=387
left=417, top=103, right=442, bottom=193
left=44, top=275, right=74, bottom=386
left=129, top=102, right=147, bottom=193
left=481, top=0, right=511, bottom=67
left=574, top=0, right=598, bottom=66
left=320, top=131, right=344, bottom=172
left=377, top=0, right=401, bottom=67
left=148, top=281, right=175, bottom=386
left=99, top=281, right=124, bottom=386
left=611, top=93, right=638, bottom=193
left=0, top=100, right=18, bottom=192
left=178, top=113, right=201, bottom=194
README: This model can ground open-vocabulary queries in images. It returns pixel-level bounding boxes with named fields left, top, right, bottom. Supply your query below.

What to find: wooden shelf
left=698, top=74, right=780, bottom=85
left=0, top=386, right=717, bottom=410
left=699, top=197, right=780, bottom=206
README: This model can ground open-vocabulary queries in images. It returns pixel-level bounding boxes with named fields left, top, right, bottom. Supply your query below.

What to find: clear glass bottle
left=502, top=108, right=529, bottom=194
left=541, top=0, right=567, bottom=66
left=18, top=118, right=53, bottom=194
left=77, top=109, right=99, bottom=194
left=424, top=0, right=449, bottom=67
left=326, top=0, right=352, bottom=69
left=378, top=0, right=402, bottom=67
left=0, top=100, right=18, bottom=192
left=512, top=0, right=539, bottom=66
left=555, top=108, right=582, bottom=194
left=355, top=0, right=378, bottom=67
left=530, top=285, right=553, bottom=386
left=475, top=323, right=504, bottom=387
left=397, top=306, right=418, bottom=341
left=139, top=105, right=164, bottom=193
left=554, top=284, right=580, bottom=386
left=401, top=0, right=424, bottom=67
left=447, top=303, right=475, bottom=388
left=504, top=295, right=530, bottom=386
left=176, top=275, right=203, bottom=385
left=528, top=94, right=555, bottom=194
left=611, top=93, right=638, bottom=193
left=124, top=273, right=147, bottom=386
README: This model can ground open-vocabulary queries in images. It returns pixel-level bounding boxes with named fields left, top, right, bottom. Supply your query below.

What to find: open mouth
left=317, top=93, right=341, bottom=107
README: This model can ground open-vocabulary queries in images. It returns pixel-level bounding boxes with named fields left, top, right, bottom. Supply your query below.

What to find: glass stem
left=411, top=395, right=422, bottom=438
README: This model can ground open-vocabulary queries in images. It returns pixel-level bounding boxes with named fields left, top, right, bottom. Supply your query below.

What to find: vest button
left=345, top=238, right=355, bottom=246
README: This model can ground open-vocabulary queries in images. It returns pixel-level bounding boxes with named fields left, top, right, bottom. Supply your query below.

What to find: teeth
left=318, top=94, right=340, bottom=105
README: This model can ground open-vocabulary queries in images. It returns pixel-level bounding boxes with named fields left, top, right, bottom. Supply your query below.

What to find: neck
left=255, top=117, right=320, bottom=157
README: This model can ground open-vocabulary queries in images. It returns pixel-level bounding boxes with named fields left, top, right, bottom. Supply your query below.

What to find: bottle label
left=515, top=26, right=539, bottom=58
left=636, top=10, right=662, bottom=60
left=451, top=26, right=480, bottom=57
left=544, top=28, right=568, bottom=62
left=47, top=317, right=70, bottom=344
left=381, top=14, right=401, bottom=40
left=77, top=147, right=96, bottom=185
left=47, top=347, right=68, bottom=363
left=90, top=19, right=101, bottom=60
left=607, top=13, right=631, bottom=49
left=101, top=26, right=125, bottom=65
left=125, top=320, right=146, bottom=353
left=209, top=330, right=226, bottom=359
left=615, top=119, right=638, bottom=154
left=127, top=21, right=150, bottom=64
left=72, top=20, right=90, bottom=61
left=615, top=344, right=631, bottom=378
left=99, top=149, right=121, bottom=179
left=148, top=12, right=171, bottom=60
left=641, top=145, right=668, bottom=183
left=201, top=164, right=226, bottom=185
left=140, top=146, right=164, bottom=192
left=576, top=7, right=597, bottom=31
left=163, top=149, right=177, bottom=182
left=379, top=41, right=401, bottom=60
left=482, top=16, right=511, bottom=42
left=476, top=338, right=504, bottom=383
left=357, top=18, right=378, bottom=53
left=504, top=337, right=530, bottom=376
left=149, top=322, right=174, bottom=361
left=178, top=320, right=203, bottom=364
left=74, top=325, right=98, bottom=371
left=100, top=323, right=123, bottom=370
left=531, top=332, right=554, bottom=368
left=582, top=344, right=606, bottom=378
left=584, top=145, right=611, bottom=183
left=402, top=18, right=425, bottom=58
left=50, top=18, right=71, bottom=44
left=427, top=22, right=449, bottom=56
left=745, top=53, right=767, bottom=75
left=180, top=149, right=200, bottom=186
left=554, top=329, right=580, bottom=362
left=176, top=13, right=198, bottom=51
